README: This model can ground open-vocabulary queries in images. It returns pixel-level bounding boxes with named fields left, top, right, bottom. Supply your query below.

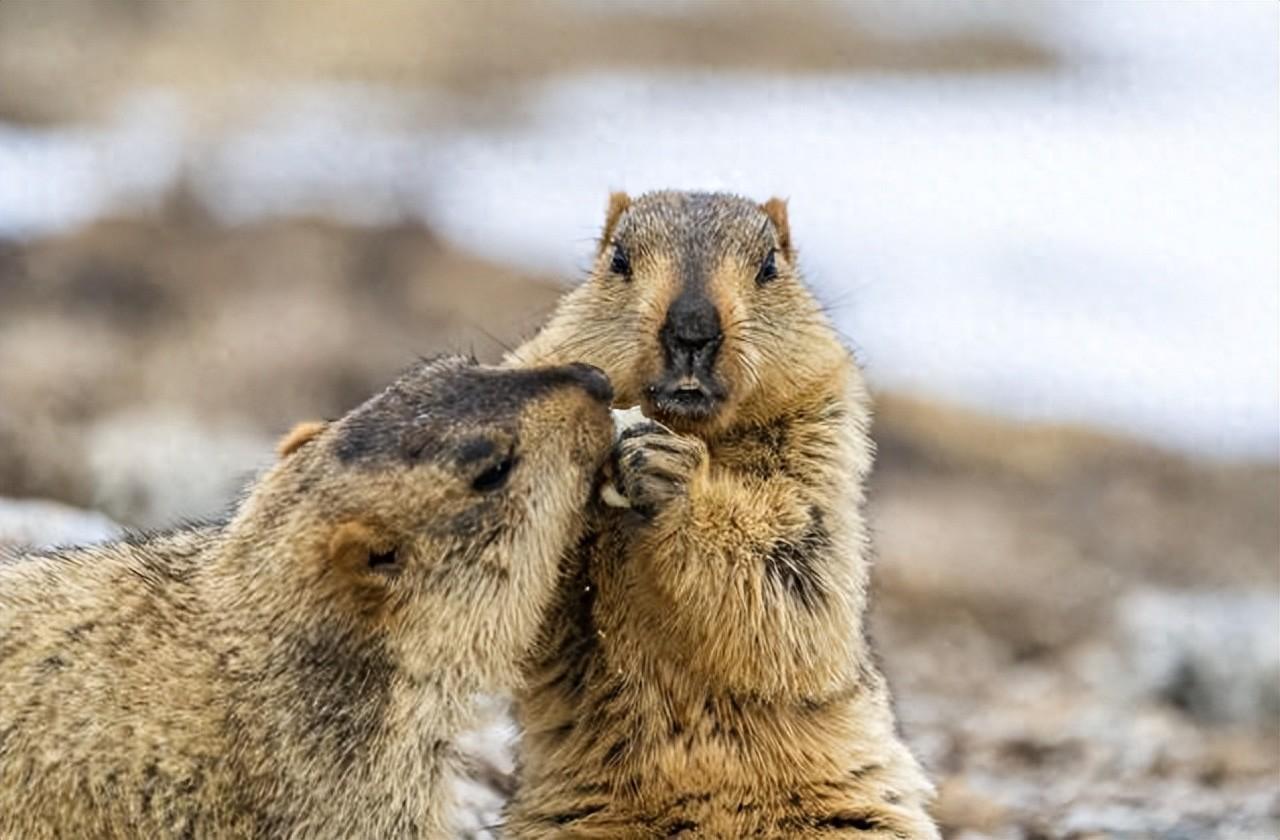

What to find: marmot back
left=507, top=192, right=939, bottom=837
left=0, top=356, right=614, bottom=839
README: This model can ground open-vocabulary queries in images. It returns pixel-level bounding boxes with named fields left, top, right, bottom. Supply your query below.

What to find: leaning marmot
left=506, top=191, right=938, bottom=838
left=0, top=356, right=615, bottom=839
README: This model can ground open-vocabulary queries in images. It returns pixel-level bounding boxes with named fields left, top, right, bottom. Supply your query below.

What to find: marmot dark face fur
left=0, top=356, right=614, bottom=839
left=507, top=192, right=938, bottom=838
left=516, top=191, right=846, bottom=436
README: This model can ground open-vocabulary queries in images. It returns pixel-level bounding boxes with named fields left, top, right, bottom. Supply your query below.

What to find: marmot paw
left=610, top=422, right=707, bottom=519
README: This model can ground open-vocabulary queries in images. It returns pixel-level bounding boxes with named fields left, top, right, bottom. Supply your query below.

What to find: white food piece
left=600, top=405, right=652, bottom=509
left=611, top=405, right=651, bottom=440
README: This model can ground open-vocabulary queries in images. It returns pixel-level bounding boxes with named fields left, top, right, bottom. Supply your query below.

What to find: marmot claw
left=610, top=422, right=707, bottom=518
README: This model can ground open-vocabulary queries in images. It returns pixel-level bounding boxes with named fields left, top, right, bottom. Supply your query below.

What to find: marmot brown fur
left=505, top=191, right=938, bottom=838
left=0, top=356, right=615, bottom=839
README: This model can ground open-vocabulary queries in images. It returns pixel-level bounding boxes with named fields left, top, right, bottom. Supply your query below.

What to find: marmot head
left=523, top=191, right=845, bottom=434
left=237, top=356, right=615, bottom=682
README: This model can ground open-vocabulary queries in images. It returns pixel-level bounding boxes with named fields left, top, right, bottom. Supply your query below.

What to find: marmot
left=0, top=356, right=615, bottom=839
left=505, top=191, right=938, bottom=838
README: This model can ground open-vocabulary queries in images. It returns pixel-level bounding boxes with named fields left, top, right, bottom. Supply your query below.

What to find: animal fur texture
left=504, top=191, right=939, bottom=838
left=0, top=356, right=615, bottom=839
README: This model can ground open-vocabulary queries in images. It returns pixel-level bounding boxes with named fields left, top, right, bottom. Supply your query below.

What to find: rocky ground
left=1, top=211, right=1276, bottom=839
left=871, top=398, right=1279, bottom=839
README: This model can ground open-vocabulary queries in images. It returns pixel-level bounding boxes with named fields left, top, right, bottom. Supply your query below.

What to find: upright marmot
left=0, top=356, right=615, bottom=839
left=506, top=191, right=938, bottom=838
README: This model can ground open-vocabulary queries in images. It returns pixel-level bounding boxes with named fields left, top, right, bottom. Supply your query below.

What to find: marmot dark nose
left=564, top=363, right=614, bottom=404
left=660, top=293, right=723, bottom=375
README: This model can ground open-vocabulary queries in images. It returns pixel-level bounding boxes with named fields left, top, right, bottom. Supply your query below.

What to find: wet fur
left=0, top=357, right=614, bottom=839
left=506, top=192, right=938, bottom=838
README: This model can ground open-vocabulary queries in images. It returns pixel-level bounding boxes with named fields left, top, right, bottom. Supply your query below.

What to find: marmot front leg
left=610, top=423, right=863, bottom=701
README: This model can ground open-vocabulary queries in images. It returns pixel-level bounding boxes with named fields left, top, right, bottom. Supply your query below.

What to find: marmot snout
left=515, top=191, right=841, bottom=437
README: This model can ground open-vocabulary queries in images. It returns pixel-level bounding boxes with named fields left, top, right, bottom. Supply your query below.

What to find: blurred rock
left=0, top=405, right=93, bottom=507
left=0, top=0, right=1054, bottom=126
left=1113, top=589, right=1280, bottom=727
left=872, top=394, right=1280, bottom=660
left=0, top=496, right=121, bottom=550
left=85, top=409, right=273, bottom=529
left=0, top=213, right=566, bottom=514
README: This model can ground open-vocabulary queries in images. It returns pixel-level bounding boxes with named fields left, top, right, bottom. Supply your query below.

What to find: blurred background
left=0, top=1, right=1276, bottom=837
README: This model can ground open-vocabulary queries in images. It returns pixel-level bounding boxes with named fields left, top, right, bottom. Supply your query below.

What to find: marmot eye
left=368, top=548, right=398, bottom=571
left=472, top=456, right=517, bottom=492
left=609, top=244, right=631, bottom=279
left=756, top=249, right=778, bottom=285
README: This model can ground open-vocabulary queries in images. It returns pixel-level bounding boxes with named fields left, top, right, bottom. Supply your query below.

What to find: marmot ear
left=761, top=197, right=793, bottom=258
left=598, top=191, right=631, bottom=255
left=277, top=420, right=328, bottom=458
